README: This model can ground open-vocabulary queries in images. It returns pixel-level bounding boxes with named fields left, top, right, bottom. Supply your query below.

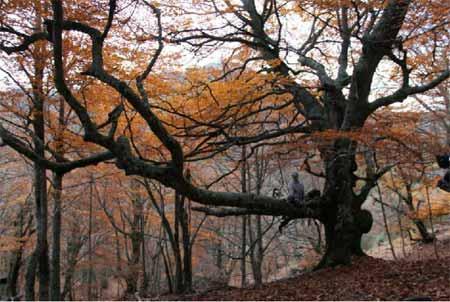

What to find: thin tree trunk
left=32, top=50, right=50, bottom=302
left=114, top=229, right=122, bottom=299
left=215, top=239, right=224, bottom=282
left=50, top=172, right=63, bottom=301
left=88, top=176, right=94, bottom=300
left=248, top=217, right=263, bottom=287
left=376, top=183, right=397, bottom=260
left=50, top=98, right=65, bottom=301
left=313, top=220, right=323, bottom=253
left=140, top=214, right=149, bottom=295
left=7, top=249, right=22, bottom=298
left=395, top=197, right=407, bottom=258
left=181, top=213, right=192, bottom=292
left=255, top=216, right=263, bottom=286
left=125, top=216, right=141, bottom=295
left=144, top=182, right=181, bottom=294
left=425, top=187, right=439, bottom=259
left=35, top=164, right=50, bottom=301
left=252, top=150, right=264, bottom=287
left=61, top=226, right=83, bottom=301
left=125, top=232, right=140, bottom=295
left=173, top=193, right=184, bottom=293
left=179, top=197, right=192, bottom=291
left=403, top=182, right=434, bottom=243
left=180, top=170, right=193, bottom=292
left=115, top=229, right=122, bottom=275
left=247, top=218, right=256, bottom=285
left=161, top=245, right=173, bottom=294
left=26, top=2, right=50, bottom=299
left=7, top=198, right=32, bottom=298
left=240, top=146, right=247, bottom=288
left=240, top=216, right=248, bottom=288
left=25, top=252, right=37, bottom=301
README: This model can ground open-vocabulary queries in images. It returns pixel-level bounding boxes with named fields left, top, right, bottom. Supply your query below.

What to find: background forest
left=0, top=0, right=449, bottom=300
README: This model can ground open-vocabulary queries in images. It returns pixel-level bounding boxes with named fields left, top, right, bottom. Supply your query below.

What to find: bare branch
left=370, top=69, right=450, bottom=112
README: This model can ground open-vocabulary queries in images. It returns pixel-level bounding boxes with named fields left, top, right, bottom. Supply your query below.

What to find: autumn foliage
left=0, top=0, right=449, bottom=300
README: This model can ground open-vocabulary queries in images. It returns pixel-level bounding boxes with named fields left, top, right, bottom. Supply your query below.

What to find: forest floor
left=156, top=220, right=450, bottom=301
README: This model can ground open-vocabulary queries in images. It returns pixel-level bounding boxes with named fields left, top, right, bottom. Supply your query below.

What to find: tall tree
left=0, top=0, right=448, bottom=271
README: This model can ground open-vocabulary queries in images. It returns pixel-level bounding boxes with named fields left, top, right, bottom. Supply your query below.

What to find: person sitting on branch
left=287, top=172, right=305, bottom=206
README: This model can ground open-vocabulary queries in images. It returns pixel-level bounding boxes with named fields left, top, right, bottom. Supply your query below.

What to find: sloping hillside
left=168, top=254, right=450, bottom=301
left=156, top=220, right=450, bottom=301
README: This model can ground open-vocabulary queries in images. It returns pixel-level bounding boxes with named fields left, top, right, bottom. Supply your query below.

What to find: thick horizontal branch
left=191, top=196, right=323, bottom=219
left=192, top=206, right=263, bottom=217
left=0, top=31, right=49, bottom=54
left=0, top=123, right=114, bottom=174
left=369, top=69, right=450, bottom=112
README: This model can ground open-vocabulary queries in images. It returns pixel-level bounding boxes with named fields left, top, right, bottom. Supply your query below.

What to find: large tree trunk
left=316, top=139, right=373, bottom=268
left=318, top=215, right=369, bottom=268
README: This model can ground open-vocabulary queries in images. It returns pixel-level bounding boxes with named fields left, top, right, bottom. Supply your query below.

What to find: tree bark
left=50, top=172, right=63, bottom=300
left=7, top=250, right=22, bottom=298
left=35, top=164, right=50, bottom=301
left=248, top=216, right=263, bottom=287
left=124, top=198, right=143, bottom=295
left=87, top=176, right=94, bottom=300
left=181, top=208, right=192, bottom=292
left=316, top=139, right=373, bottom=268
left=140, top=213, right=149, bottom=296
left=377, top=183, right=397, bottom=260
left=24, top=252, right=37, bottom=301
left=7, top=197, right=32, bottom=298
left=61, top=226, right=83, bottom=301
left=173, top=193, right=184, bottom=293
left=30, top=3, right=50, bottom=299
left=403, top=185, right=435, bottom=244
left=125, top=232, right=141, bottom=295
left=51, top=97, right=65, bottom=301
left=240, top=146, right=248, bottom=287
left=413, top=220, right=435, bottom=243
left=251, top=150, right=265, bottom=287
left=161, top=245, right=173, bottom=294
